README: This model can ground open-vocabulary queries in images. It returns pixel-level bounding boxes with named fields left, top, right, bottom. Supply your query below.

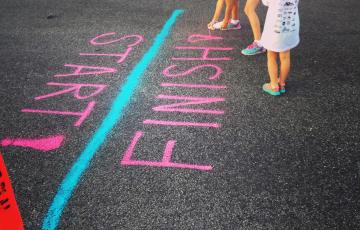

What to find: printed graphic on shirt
left=274, top=0, right=298, bottom=33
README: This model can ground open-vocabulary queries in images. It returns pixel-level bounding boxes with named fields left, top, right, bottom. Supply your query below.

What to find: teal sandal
left=279, top=83, right=286, bottom=94
left=262, top=83, right=280, bottom=96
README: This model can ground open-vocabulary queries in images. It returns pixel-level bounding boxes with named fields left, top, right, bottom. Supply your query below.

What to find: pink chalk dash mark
left=121, top=131, right=212, bottom=171
left=35, top=82, right=107, bottom=100
left=153, top=94, right=225, bottom=115
left=163, top=64, right=223, bottom=80
left=0, top=135, right=64, bottom=152
left=89, top=33, right=144, bottom=47
left=143, top=119, right=221, bottom=128
left=161, top=83, right=227, bottom=89
left=80, top=47, right=133, bottom=64
left=54, top=64, right=117, bottom=78
left=187, top=34, right=223, bottom=43
left=22, top=101, right=95, bottom=127
left=172, top=46, right=233, bottom=61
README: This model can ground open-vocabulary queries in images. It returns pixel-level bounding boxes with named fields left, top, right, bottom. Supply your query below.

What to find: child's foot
left=212, top=20, right=241, bottom=30
left=262, top=83, right=280, bottom=96
left=208, top=20, right=219, bottom=30
left=225, top=19, right=241, bottom=30
left=279, top=83, right=286, bottom=93
left=212, top=21, right=222, bottom=30
left=241, top=41, right=266, bottom=56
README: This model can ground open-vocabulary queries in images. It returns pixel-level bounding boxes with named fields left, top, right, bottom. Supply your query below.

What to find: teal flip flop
left=262, top=83, right=280, bottom=96
left=279, top=84, right=286, bottom=93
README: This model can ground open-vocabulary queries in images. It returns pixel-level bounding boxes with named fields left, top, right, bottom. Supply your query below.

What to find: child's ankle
left=270, top=82, right=279, bottom=90
left=221, top=20, right=229, bottom=29
left=222, top=19, right=230, bottom=24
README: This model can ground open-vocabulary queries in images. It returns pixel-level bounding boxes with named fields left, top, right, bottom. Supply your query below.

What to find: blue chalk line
left=42, top=9, right=184, bottom=230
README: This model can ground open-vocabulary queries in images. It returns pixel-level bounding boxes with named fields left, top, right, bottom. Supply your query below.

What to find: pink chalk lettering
left=172, top=46, right=233, bottom=61
left=121, top=131, right=213, bottom=171
left=54, top=64, right=116, bottom=77
left=187, top=34, right=223, bottom=43
left=161, top=83, right=227, bottom=89
left=163, top=64, right=223, bottom=80
left=143, top=119, right=221, bottom=128
left=90, top=32, right=144, bottom=47
left=0, top=135, right=64, bottom=152
left=35, top=82, right=107, bottom=100
left=162, top=140, right=176, bottom=162
left=153, top=94, right=225, bottom=115
left=21, top=101, right=95, bottom=126
left=80, top=47, right=133, bottom=64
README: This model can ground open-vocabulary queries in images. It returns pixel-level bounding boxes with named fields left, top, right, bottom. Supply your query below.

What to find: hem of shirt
left=263, top=39, right=300, bottom=52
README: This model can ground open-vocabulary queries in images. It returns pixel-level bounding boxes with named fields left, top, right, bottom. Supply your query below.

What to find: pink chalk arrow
left=187, top=34, right=223, bottom=43
left=0, top=135, right=64, bottom=152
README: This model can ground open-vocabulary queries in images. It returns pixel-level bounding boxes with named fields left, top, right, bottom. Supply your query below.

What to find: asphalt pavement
left=0, top=0, right=360, bottom=229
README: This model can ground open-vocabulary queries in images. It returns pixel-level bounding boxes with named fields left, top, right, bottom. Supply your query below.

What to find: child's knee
left=244, top=3, right=253, bottom=15
left=267, top=50, right=277, bottom=58
left=279, top=52, right=290, bottom=62
left=244, top=0, right=258, bottom=15
left=244, top=6, right=251, bottom=15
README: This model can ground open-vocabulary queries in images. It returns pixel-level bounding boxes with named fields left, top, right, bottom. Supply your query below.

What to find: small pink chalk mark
left=54, top=64, right=116, bottom=78
left=162, top=64, right=223, bottom=80
left=187, top=34, right=223, bottom=43
left=121, top=131, right=212, bottom=171
left=153, top=94, right=225, bottom=115
left=80, top=47, right=133, bottom=64
left=35, top=82, right=107, bottom=100
left=90, top=33, right=144, bottom=47
left=22, top=101, right=95, bottom=127
left=143, top=119, right=221, bottom=128
left=172, top=46, right=233, bottom=61
left=0, top=135, right=64, bottom=152
left=161, top=83, right=227, bottom=89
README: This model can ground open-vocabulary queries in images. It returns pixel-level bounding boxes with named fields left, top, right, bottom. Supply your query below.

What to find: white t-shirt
left=260, top=0, right=300, bottom=52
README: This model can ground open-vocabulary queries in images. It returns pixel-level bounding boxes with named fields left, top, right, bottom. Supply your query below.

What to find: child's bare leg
left=279, top=50, right=291, bottom=86
left=232, top=0, right=239, bottom=20
left=244, top=0, right=261, bottom=41
left=208, top=0, right=225, bottom=29
left=211, top=0, right=225, bottom=21
left=212, top=0, right=225, bottom=22
left=267, top=51, right=279, bottom=88
left=222, top=0, right=235, bottom=29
